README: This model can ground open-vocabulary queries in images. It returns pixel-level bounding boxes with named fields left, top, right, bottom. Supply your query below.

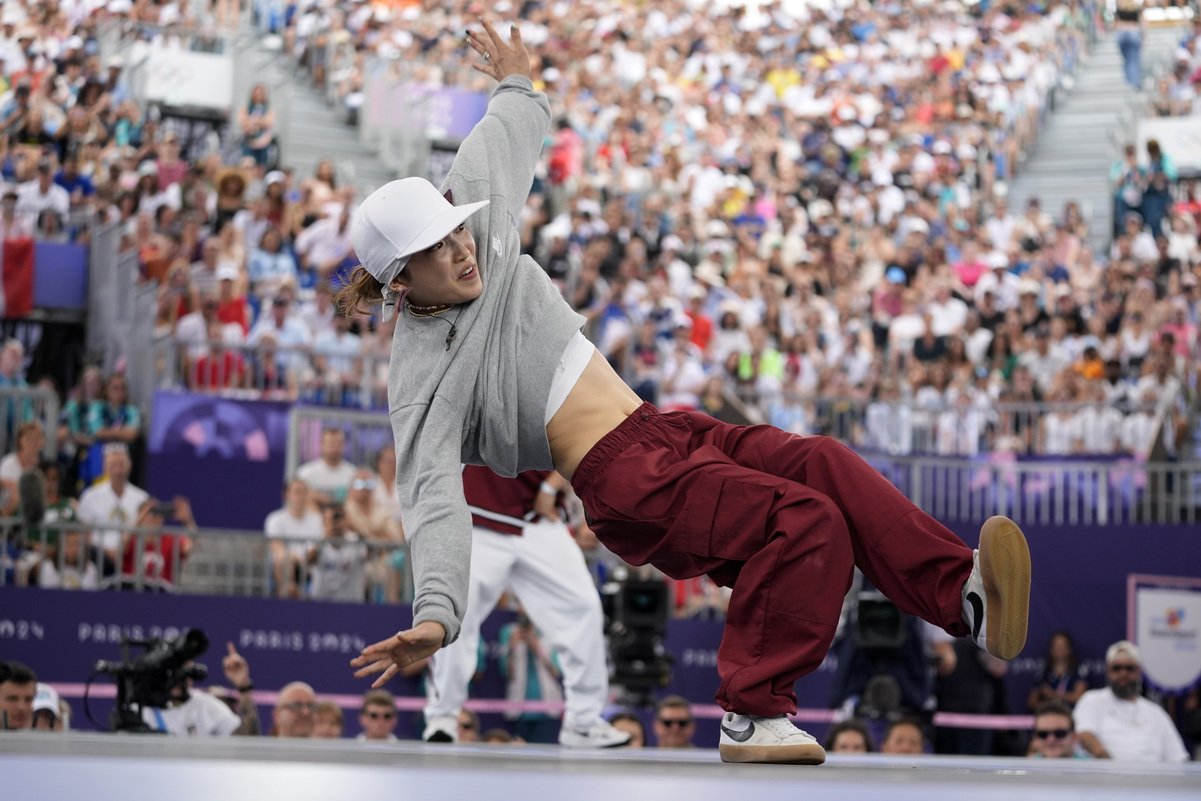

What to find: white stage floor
left=3, top=732, right=1199, bottom=801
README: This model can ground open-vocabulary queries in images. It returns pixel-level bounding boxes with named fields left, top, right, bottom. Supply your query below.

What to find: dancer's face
left=390, top=224, right=481, bottom=307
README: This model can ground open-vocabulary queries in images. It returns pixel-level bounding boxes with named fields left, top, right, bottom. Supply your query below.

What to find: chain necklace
left=406, top=300, right=465, bottom=350
left=406, top=300, right=455, bottom=317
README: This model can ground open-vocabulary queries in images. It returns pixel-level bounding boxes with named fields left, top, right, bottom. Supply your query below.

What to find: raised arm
left=442, top=19, right=549, bottom=224
left=352, top=397, right=473, bottom=686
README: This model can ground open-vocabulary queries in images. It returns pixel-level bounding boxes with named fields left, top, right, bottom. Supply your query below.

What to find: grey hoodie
left=387, top=76, right=585, bottom=645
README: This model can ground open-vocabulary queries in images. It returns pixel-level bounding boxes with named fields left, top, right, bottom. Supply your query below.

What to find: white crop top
left=544, top=330, right=596, bottom=425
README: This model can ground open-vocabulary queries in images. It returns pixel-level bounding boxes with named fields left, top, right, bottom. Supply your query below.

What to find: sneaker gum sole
left=719, top=743, right=826, bottom=765
left=979, top=515, right=1032, bottom=660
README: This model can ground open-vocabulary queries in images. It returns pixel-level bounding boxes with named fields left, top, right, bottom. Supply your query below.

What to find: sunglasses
left=352, top=479, right=376, bottom=490
left=364, top=711, right=395, bottom=721
left=459, top=721, right=476, bottom=731
left=1109, top=663, right=1139, bottom=673
left=281, top=702, right=317, bottom=714
left=1034, top=728, right=1071, bottom=740
left=658, top=718, right=692, bottom=728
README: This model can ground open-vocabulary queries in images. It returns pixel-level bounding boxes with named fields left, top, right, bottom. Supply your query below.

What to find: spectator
left=1074, top=640, right=1188, bottom=762
left=371, top=446, right=402, bottom=524
left=310, top=309, right=363, bottom=403
left=31, top=683, right=63, bottom=731
left=296, top=427, right=356, bottom=505
left=294, top=200, right=355, bottom=284
left=313, top=700, right=344, bottom=739
left=0, top=420, right=44, bottom=515
left=191, top=318, right=247, bottom=392
left=0, top=339, right=32, bottom=442
left=344, top=468, right=401, bottom=545
left=86, top=373, right=141, bottom=453
left=246, top=226, right=298, bottom=301
left=264, top=478, right=325, bottom=598
left=934, top=640, right=1009, bottom=755
left=61, top=365, right=103, bottom=487
left=0, top=660, right=35, bottom=730
left=1028, top=699, right=1086, bottom=759
left=356, top=689, right=399, bottom=743
left=16, top=159, right=69, bottom=221
left=36, top=529, right=97, bottom=590
left=190, top=239, right=224, bottom=306
left=1019, top=325, right=1069, bottom=395
left=212, top=170, right=248, bottom=236
left=880, top=717, right=927, bottom=755
left=609, top=712, right=646, bottom=748
left=824, top=719, right=875, bottom=753
left=653, top=696, right=696, bottom=749
left=0, top=187, right=33, bottom=238
left=445, top=709, right=477, bottom=743
left=306, top=503, right=366, bottom=602
left=1028, top=631, right=1090, bottom=711
left=142, top=642, right=261, bottom=736
left=55, top=151, right=94, bottom=208
left=239, top=84, right=275, bottom=167
left=271, top=681, right=318, bottom=738
left=120, top=497, right=195, bottom=592
left=246, top=295, right=313, bottom=376
left=77, top=445, right=149, bottom=576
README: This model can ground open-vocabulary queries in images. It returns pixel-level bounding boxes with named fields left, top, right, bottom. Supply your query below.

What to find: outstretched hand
left=468, top=17, right=531, bottom=83
left=351, top=621, right=446, bottom=688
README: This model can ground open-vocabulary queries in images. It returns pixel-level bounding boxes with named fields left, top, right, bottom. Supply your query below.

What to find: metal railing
left=284, top=403, right=1199, bottom=526
left=0, top=518, right=411, bottom=602
left=865, top=455, right=1200, bottom=527
left=0, top=385, right=60, bottom=458
left=152, top=335, right=391, bottom=410
left=737, top=391, right=1184, bottom=459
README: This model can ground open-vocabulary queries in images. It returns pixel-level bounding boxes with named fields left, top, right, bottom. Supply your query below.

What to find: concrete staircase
left=1005, top=24, right=1187, bottom=253
left=279, top=83, right=398, bottom=202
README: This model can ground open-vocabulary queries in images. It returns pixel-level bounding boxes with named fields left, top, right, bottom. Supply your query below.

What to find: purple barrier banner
left=6, top=522, right=1196, bottom=740
left=145, top=392, right=292, bottom=530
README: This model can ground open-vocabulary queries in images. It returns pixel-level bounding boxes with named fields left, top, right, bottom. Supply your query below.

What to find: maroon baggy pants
left=571, top=403, right=974, bottom=717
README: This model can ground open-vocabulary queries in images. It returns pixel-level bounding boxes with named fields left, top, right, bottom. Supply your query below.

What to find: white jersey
left=141, top=690, right=239, bottom=736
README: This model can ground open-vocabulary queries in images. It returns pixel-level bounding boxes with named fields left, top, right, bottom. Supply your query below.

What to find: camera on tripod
left=600, top=569, right=674, bottom=707
left=92, top=628, right=210, bottom=733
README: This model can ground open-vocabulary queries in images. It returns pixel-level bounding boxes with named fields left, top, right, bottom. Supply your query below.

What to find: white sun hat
left=351, top=177, right=489, bottom=319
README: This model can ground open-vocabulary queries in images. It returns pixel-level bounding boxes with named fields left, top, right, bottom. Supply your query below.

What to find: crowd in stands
left=138, top=0, right=1196, bottom=461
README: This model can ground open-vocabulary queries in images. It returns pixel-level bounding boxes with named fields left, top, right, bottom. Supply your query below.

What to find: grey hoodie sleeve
left=391, top=397, right=471, bottom=646
left=442, top=74, right=551, bottom=225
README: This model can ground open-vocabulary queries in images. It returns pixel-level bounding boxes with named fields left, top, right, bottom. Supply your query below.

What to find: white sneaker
left=718, top=713, right=825, bottom=764
left=962, top=516, right=1031, bottom=661
left=558, top=719, right=631, bottom=748
left=423, top=713, right=458, bottom=743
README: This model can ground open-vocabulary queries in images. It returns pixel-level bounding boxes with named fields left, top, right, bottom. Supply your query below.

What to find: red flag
left=2, top=238, right=35, bottom=318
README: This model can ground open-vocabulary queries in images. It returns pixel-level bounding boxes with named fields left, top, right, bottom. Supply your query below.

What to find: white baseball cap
left=351, top=178, right=488, bottom=318
left=33, top=683, right=60, bottom=717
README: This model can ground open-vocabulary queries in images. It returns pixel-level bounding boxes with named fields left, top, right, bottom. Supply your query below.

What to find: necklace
left=407, top=300, right=466, bottom=350
left=406, top=301, right=455, bottom=317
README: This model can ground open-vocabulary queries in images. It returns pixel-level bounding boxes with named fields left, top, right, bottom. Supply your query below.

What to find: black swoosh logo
left=967, top=591, right=984, bottom=641
left=721, top=720, right=755, bottom=743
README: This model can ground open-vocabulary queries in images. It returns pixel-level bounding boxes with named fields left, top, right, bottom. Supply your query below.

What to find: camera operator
left=827, top=570, right=954, bottom=719
left=141, top=642, right=260, bottom=736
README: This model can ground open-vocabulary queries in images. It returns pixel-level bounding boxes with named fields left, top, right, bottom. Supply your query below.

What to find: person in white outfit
left=1074, top=640, right=1188, bottom=762
left=422, top=466, right=628, bottom=748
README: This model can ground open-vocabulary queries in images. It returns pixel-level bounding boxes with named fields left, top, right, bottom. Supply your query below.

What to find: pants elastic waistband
left=571, top=402, right=660, bottom=493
